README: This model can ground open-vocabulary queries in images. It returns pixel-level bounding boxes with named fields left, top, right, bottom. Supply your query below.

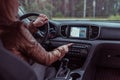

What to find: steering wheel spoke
left=37, top=30, right=45, bottom=38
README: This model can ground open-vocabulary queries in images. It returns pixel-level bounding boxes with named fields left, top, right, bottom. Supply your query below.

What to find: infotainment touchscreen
left=69, top=27, right=87, bottom=39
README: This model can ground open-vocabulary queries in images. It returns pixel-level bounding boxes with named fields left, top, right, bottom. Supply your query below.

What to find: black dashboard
left=44, top=20, right=120, bottom=80
left=48, top=20, right=120, bottom=41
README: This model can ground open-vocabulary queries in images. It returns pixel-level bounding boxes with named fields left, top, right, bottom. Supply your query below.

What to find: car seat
left=0, top=40, right=37, bottom=80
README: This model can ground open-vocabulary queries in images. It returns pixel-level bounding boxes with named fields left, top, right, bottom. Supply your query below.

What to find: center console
left=53, top=43, right=91, bottom=80
left=66, top=43, right=91, bottom=70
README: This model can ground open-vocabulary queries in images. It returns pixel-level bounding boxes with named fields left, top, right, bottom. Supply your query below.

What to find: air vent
left=90, top=26, right=99, bottom=39
left=60, top=25, right=68, bottom=37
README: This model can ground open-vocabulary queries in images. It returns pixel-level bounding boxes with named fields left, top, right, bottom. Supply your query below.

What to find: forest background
left=20, top=0, right=120, bottom=20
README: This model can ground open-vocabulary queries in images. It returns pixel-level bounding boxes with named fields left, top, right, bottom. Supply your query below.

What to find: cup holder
left=70, top=73, right=81, bottom=80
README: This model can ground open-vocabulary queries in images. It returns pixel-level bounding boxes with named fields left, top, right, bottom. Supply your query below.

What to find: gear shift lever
left=56, top=58, right=70, bottom=79
left=61, top=58, right=69, bottom=69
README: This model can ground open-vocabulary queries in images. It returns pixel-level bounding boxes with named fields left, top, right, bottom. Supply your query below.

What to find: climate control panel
left=68, top=44, right=91, bottom=57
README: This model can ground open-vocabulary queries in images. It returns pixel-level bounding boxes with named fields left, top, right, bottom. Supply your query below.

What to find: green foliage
left=54, top=12, right=64, bottom=18
left=108, top=15, right=120, bottom=20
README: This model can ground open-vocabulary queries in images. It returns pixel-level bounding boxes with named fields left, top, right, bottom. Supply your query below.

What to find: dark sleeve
left=18, top=25, right=65, bottom=65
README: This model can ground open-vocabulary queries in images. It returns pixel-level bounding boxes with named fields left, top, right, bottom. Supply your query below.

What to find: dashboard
left=41, top=20, right=120, bottom=80
left=48, top=20, right=120, bottom=41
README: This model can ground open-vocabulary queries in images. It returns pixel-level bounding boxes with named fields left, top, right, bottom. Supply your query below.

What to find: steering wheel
left=19, top=13, right=49, bottom=43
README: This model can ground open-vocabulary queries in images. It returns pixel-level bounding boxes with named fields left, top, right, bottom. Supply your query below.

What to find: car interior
left=1, top=3, right=120, bottom=80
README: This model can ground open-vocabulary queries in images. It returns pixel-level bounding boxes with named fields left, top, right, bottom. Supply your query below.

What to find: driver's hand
left=56, top=43, right=73, bottom=58
left=33, top=14, right=48, bottom=27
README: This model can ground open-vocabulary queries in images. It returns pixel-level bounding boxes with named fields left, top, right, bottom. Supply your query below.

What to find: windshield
left=20, top=0, right=120, bottom=20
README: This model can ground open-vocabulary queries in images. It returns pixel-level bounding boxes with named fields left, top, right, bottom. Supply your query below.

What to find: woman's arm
left=27, top=21, right=38, bottom=34
left=19, top=24, right=72, bottom=65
